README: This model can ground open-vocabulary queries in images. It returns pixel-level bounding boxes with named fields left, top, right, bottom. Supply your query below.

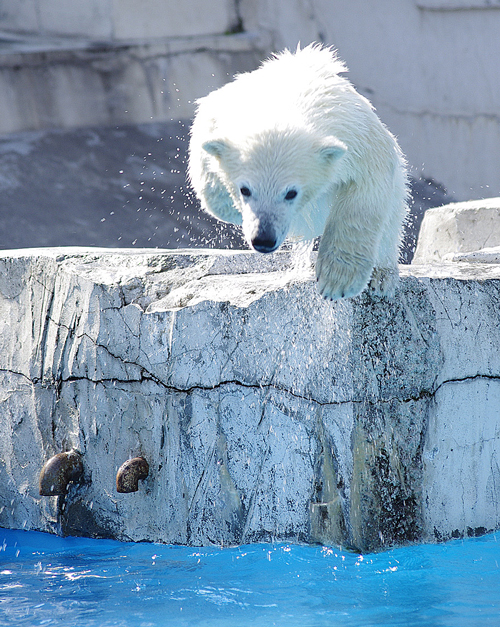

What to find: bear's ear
left=202, top=139, right=232, bottom=159
left=318, top=137, right=347, bottom=164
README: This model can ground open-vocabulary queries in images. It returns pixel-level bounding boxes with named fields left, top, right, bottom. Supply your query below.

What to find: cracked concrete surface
left=0, top=248, right=499, bottom=550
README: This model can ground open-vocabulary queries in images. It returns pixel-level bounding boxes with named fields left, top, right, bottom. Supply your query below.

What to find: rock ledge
left=1, top=247, right=499, bottom=551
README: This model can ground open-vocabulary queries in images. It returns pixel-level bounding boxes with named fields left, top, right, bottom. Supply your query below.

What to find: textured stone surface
left=413, top=198, right=500, bottom=264
left=0, top=248, right=499, bottom=551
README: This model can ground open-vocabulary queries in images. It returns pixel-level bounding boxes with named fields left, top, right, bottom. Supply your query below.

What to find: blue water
left=1, top=529, right=499, bottom=626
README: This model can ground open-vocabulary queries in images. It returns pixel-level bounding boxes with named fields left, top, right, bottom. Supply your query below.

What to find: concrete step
left=413, top=198, right=500, bottom=263
left=0, top=30, right=267, bottom=133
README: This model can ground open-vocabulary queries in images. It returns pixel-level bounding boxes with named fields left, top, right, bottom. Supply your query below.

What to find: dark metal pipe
left=39, top=450, right=83, bottom=496
left=116, top=457, right=149, bottom=493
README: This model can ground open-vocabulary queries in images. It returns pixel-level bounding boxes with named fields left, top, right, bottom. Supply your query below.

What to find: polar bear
left=188, top=44, right=408, bottom=300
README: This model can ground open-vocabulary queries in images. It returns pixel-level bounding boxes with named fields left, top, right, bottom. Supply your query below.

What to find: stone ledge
left=0, top=248, right=499, bottom=550
left=0, top=31, right=269, bottom=65
left=413, top=197, right=500, bottom=264
left=0, top=32, right=269, bottom=132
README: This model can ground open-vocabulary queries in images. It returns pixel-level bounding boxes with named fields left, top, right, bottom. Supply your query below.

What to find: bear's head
left=202, top=128, right=347, bottom=253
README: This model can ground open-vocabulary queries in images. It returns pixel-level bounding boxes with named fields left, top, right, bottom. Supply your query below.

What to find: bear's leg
left=316, top=178, right=405, bottom=300
left=316, top=209, right=379, bottom=300
left=315, top=181, right=402, bottom=300
left=368, top=266, right=399, bottom=296
left=368, top=207, right=404, bottom=297
left=316, top=242, right=376, bottom=299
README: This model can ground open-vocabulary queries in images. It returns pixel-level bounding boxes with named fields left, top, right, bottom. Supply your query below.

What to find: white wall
left=0, top=0, right=238, bottom=40
left=0, top=34, right=266, bottom=132
left=242, top=0, right=500, bottom=199
left=0, top=0, right=499, bottom=199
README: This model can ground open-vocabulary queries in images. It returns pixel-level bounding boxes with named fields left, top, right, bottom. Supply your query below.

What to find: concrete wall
left=1, top=0, right=498, bottom=200
left=242, top=0, right=500, bottom=200
left=0, top=1, right=265, bottom=129
left=0, top=247, right=499, bottom=550
left=0, top=33, right=266, bottom=130
left=0, top=0, right=240, bottom=40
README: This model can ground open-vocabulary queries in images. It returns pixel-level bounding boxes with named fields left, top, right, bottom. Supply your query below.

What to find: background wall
left=243, top=0, right=500, bottom=200
left=0, top=0, right=498, bottom=200
left=0, top=0, right=240, bottom=39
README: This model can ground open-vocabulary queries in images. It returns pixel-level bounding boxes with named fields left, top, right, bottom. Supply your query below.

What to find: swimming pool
left=1, top=528, right=499, bottom=626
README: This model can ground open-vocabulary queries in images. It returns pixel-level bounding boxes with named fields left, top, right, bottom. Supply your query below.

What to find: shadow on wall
left=0, top=121, right=452, bottom=262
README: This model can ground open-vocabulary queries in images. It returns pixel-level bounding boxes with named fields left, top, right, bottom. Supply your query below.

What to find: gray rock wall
left=0, top=33, right=266, bottom=133
left=1, top=248, right=499, bottom=551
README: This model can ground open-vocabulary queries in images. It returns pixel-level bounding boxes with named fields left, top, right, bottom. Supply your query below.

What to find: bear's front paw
left=315, top=250, right=374, bottom=300
left=369, top=266, right=399, bottom=297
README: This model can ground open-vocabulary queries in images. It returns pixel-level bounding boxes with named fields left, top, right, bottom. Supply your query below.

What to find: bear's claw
left=316, top=250, right=374, bottom=301
left=316, top=250, right=399, bottom=300
left=368, top=266, right=399, bottom=297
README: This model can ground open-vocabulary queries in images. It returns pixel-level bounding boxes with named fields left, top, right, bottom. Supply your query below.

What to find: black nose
left=251, top=236, right=278, bottom=253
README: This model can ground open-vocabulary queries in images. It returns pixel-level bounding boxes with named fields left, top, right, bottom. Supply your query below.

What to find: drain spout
left=39, top=450, right=84, bottom=496
left=116, top=457, right=149, bottom=493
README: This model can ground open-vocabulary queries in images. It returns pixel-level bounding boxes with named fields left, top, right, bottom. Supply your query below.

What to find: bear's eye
left=240, top=186, right=252, bottom=197
left=285, top=189, right=298, bottom=200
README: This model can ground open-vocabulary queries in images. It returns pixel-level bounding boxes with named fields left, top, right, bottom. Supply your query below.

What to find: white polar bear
left=188, top=44, right=408, bottom=300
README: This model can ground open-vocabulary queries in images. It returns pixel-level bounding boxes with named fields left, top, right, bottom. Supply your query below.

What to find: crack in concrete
left=5, top=268, right=500, bottom=418
left=379, top=100, right=500, bottom=125
left=0, top=368, right=32, bottom=384
left=6, top=353, right=498, bottom=411
left=5, top=285, right=500, bottom=411
left=434, top=373, right=500, bottom=394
